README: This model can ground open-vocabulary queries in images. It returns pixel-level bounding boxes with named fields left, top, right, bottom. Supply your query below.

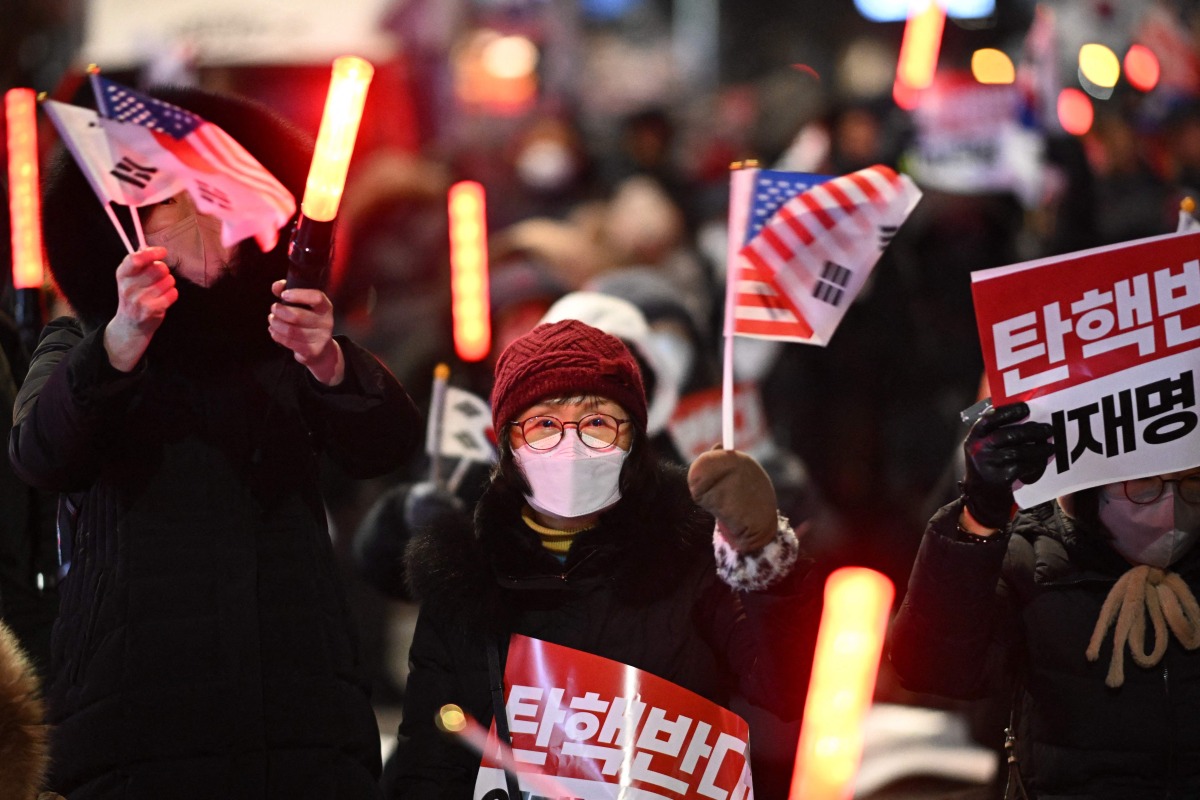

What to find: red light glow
left=1058, top=87, right=1094, bottom=136
left=6, top=88, right=44, bottom=290
left=448, top=181, right=491, bottom=362
left=1124, top=44, right=1160, bottom=92
left=791, top=568, right=895, bottom=800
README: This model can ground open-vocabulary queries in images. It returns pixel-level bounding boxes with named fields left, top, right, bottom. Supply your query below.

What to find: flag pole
left=721, top=160, right=758, bottom=451
left=429, top=362, right=450, bottom=489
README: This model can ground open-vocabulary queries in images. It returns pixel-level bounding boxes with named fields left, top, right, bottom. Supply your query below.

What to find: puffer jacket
left=386, top=463, right=819, bottom=798
left=890, top=497, right=1200, bottom=799
left=9, top=317, right=420, bottom=799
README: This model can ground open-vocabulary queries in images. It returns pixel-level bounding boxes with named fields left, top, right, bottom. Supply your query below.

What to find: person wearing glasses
left=386, top=319, right=818, bottom=797
left=890, top=401, right=1200, bottom=798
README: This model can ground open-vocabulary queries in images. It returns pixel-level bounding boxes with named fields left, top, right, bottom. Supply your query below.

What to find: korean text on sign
left=474, top=635, right=753, bottom=800
left=972, top=231, right=1200, bottom=507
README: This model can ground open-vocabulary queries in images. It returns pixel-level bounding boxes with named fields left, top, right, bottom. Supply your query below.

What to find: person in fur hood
left=0, top=618, right=49, bottom=799
left=385, top=319, right=820, bottom=798
left=891, top=401, right=1200, bottom=797
left=8, top=85, right=420, bottom=798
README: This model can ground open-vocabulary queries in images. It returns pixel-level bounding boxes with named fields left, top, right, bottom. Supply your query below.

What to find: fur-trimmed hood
left=0, top=620, right=48, bottom=797
left=42, top=84, right=312, bottom=330
left=404, top=461, right=715, bottom=624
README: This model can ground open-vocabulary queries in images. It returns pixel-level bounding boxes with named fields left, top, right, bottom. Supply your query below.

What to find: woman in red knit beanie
left=387, top=318, right=820, bottom=798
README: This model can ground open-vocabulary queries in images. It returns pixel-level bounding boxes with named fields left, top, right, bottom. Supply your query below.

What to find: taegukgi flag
left=973, top=230, right=1200, bottom=507
left=426, top=385, right=497, bottom=464
left=475, top=635, right=754, bottom=799
left=44, top=75, right=296, bottom=252
left=42, top=98, right=177, bottom=209
left=725, top=164, right=922, bottom=345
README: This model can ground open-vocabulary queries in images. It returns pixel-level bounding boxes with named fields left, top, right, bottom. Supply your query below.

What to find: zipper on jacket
left=501, top=549, right=598, bottom=589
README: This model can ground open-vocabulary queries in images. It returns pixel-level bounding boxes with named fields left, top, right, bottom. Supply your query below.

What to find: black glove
left=962, top=402, right=1054, bottom=528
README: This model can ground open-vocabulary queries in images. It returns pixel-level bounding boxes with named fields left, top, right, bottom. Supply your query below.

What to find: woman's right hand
left=103, top=246, right=177, bottom=372
left=962, top=401, right=1054, bottom=529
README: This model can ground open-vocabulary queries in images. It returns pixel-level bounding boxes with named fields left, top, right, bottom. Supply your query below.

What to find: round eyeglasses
left=1104, top=475, right=1200, bottom=505
left=511, top=413, right=630, bottom=451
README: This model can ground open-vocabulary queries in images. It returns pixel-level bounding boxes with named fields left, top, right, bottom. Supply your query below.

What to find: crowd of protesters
left=4, top=24, right=1200, bottom=798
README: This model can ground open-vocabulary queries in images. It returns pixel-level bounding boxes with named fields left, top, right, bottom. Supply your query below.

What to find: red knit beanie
left=491, top=319, right=647, bottom=435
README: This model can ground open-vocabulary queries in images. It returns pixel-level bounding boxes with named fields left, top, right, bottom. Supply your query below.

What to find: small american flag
left=726, top=164, right=921, bottom=345
left=91, top=75, right=296, bottom=251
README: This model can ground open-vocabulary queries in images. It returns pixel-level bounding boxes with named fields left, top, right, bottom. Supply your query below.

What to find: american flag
left=90, top=75, right=296, bottom=251
left=726, top=164, right=921, bottom=345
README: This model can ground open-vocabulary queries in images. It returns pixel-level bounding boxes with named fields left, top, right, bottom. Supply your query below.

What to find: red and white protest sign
left=973, top=230, right=1200, bottom=507
left=475, top=635, right=754, bottom=800
left=667, top=384, right=769, bottom=462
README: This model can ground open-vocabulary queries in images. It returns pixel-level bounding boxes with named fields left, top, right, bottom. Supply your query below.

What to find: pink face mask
left=513, top=433, right=628, bottom=519
left=1099, top=485, right=1200, bottom=568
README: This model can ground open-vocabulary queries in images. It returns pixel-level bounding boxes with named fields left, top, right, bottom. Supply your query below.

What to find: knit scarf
left=1086, top=565, right=1200, bottom=687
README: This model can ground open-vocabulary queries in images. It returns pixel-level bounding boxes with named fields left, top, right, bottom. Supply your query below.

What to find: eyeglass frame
left=1104, top=475, right=1200, bottom=505
left=508, top=412, right=632, bottom=452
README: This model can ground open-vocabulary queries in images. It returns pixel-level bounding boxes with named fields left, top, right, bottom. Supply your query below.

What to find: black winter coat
left=387, top=463, right=818, bottom=798
left=891, top=498, right=1200, bottom=799
left=9, top=317, right=420, bottom=799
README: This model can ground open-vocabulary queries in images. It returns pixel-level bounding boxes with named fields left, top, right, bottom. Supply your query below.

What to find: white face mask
left=1099, top=485, right=1200, bottom=568
left=515, top=140, right=576, bottom=191
left=146, top=212, right=232, bottom=286
left=513, top=432, right=628, bottom=519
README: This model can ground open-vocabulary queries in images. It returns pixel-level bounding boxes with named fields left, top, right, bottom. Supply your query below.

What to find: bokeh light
left=1124, top=44, right=1160, bottom=92
left=481, top=34, right=539, bottom=80
left=1058, top=87, right=1094, bottom=136
left=855, top=0, right=994, bottom=22
left=1079, top=43, right=1121, bottom=89
left=971, top=48, right=1015, bottom=84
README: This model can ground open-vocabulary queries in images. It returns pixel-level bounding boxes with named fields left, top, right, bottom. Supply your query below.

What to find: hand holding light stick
left=6, top=88, right=46, bottom=352
left=286, top=55, right=374, bottom=293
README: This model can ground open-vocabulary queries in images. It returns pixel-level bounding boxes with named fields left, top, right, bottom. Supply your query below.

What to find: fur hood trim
left=0, top=621, right=49, bottom=797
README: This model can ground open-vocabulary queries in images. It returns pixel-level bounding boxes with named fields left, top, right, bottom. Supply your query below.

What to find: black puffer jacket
left=10, top=317, right=419, bottom=799
left=891, top=497, right=1200, bottom=799
left=387, top=463, right=818, bottom=798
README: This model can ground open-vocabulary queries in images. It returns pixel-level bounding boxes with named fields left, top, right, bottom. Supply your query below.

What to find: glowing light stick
left=892, top=0, right=946, bottom=109
left=791, top=567, right=895, bottom=800
left=447, top=180, right=491, bottom=362
left=6, top=87, right=46, bottom=346
left=287, top=55, right=374, bottom=291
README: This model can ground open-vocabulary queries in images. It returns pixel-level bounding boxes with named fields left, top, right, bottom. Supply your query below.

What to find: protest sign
left=972, top=230, right=1200, bottom=506
left=667, top=384, right=769, bottom=462
left=474, top=635, right=754, bottom=800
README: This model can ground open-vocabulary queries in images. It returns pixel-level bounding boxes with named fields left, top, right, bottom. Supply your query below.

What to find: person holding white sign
left=890, top=401, right=1200, bottom=797
left=387, top=319, right=818, bottom=798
